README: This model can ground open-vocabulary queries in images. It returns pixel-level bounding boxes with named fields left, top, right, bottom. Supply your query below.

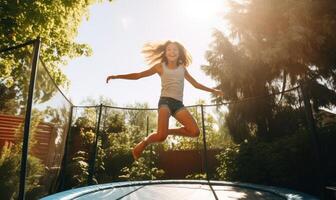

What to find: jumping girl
left=106, top=41, right=224, bottom=160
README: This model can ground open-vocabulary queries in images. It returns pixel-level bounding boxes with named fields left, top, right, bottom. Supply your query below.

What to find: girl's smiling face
left=165, top=43, right=180, bottom=63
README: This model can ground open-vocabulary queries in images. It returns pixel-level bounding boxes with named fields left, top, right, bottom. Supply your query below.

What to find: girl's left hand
left=213, top=90, right=224, bottom=97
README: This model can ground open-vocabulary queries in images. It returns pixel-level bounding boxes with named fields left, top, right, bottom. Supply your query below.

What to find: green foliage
left=0, top=143, right=20, bottom=200
left=84, top=99, right=167, bottom=182
left=118, top=152, right=165, bottom=181
left=94, top=145, right=106, bottom=183
left=25, top=155, right=46, bottom=198
left=185, top=173, right=207, bottom=180
left=203, top=0, right=336, bottom=141
left=0, top=0, right=111, bottom=114
left=0, top=83, right=16, bottom=113
left=75, top=107, right=100, bottom=130
left=0, top=0, right=95, bottom=64
left=215, top=125, right=336, bottom=195
left=75, top=130, right=105, bottom=185
left=0, top=143, right=45, bottom=200
left=102, top=126, right=158, bottom=182
left=107, top=126, right=144, bottom=152
left=64, top=121, right=105, bottom=188
left=215, top=144, right=239, bottom=181
left=124, top=102, right=157, bottom=131
left=64, top=151, right=89, bottom=188
left=64, top=100, right=165, bottom=186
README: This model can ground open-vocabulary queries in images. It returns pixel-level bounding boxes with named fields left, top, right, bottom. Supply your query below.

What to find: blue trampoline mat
left=41, top=180, right=318, bottom=200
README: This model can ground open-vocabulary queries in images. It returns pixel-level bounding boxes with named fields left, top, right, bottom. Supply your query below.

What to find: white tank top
left=160, top=63, right=185, bottom=102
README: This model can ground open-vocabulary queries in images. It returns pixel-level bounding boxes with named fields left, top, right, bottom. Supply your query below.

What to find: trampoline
left=41, top=180, right=317, bottom=200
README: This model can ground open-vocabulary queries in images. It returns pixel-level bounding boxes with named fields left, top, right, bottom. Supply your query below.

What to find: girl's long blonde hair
left=142, top=40, right=192, bottom=67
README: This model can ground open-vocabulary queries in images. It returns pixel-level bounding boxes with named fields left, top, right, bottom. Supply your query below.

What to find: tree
left=0, top=0, right=115, bottom=114
left=124, top=102, right=157, bottom=132
left=202, top=0, right=336, bottom=142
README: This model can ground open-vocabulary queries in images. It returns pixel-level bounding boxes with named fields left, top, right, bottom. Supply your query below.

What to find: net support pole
left=200, top=105, right=218, bottom=200
left=146, top=116, right=153, bottom=179
left=300, top=82, right=326, bottom=199
left=88, top=104, right=103, bottom=185
left=18, top=38, right=41, bottom=200
left=200, top=105, right=210, bottom=180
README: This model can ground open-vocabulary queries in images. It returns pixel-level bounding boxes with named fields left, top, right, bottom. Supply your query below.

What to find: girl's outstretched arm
left=185, top=70, right=224, bottom=96
left=106, top=64, right=159, bottom=83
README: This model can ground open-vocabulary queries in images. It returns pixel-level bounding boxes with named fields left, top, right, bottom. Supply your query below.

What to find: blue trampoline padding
left=41, top=180, right=318, bottom=200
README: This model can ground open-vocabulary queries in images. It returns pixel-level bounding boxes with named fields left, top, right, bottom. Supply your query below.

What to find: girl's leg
left=132, top=106, right=170, bottom=160
left=168, top=108, right=200, bottom=137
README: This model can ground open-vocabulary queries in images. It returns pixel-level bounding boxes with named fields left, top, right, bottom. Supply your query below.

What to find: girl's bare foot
left=132, top=140, right=147, bottom=160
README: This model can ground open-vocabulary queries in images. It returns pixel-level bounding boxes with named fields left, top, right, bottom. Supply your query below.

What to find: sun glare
left=179, top=0, right=226, bottom=22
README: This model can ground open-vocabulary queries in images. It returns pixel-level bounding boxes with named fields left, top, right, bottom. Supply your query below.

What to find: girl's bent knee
left=188, top=127, right=200, bottom=137
left=155, top=133, right=167, bottom=142
left=158, top=135, right=167, bottom=142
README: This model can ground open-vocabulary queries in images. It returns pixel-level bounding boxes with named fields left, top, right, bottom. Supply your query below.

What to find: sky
left=62, top=0, right=229, bottom=108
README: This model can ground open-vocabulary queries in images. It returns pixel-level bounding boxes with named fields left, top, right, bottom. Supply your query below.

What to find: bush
left=216, top=125, right=336, bottom=196
left=0, top=143, right=45, bottom=200
left=118, top=150, right=164, bottom=181
left=185, top=173, right=207, bottom=180
left=63, top=151, right=89, bottom=189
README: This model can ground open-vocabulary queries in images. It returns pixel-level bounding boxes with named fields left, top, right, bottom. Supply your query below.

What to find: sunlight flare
left=178, top=0, right=226, bottom=22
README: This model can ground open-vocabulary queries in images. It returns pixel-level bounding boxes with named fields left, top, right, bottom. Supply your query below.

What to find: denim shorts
left=158, top=97, right=185, bottom=116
